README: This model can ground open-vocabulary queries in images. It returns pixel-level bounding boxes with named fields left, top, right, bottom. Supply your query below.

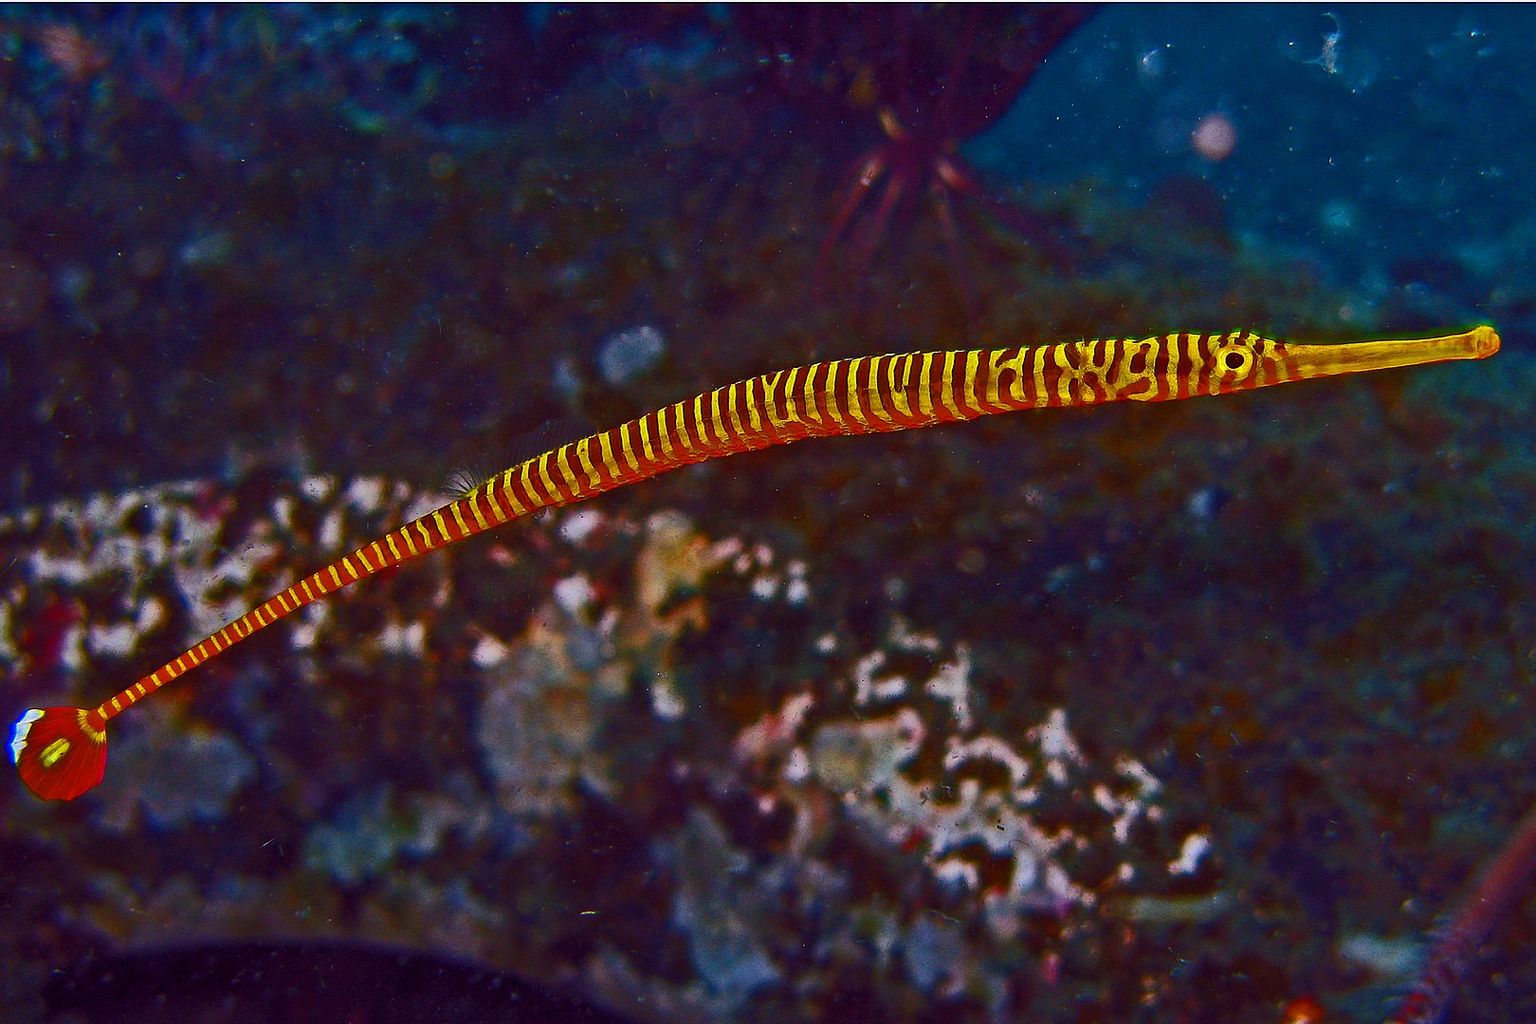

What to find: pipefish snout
left=11, top=326, right=1500, bottom=801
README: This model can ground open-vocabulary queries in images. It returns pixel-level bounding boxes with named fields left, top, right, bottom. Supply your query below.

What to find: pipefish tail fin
left=10, top=707, right=107, bottom=801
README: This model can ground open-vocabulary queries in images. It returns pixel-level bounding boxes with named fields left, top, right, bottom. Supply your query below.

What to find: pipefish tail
left=11, top=325, right=1500, bottom=801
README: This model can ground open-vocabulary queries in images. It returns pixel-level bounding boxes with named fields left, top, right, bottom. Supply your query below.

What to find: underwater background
left=1, top=5, right=1532, bottom=1022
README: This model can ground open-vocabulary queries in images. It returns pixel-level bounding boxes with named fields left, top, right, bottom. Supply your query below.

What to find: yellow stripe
left=450, top=500, right=472, bottom=536
left=111, top=697, right=121, bottom=712
left=413, top=520, right=434, bottom=550
left=865, top=358, right=892, bottom=425
left=136, top=682, right=147, bottom=696
left=369, top=541, right=387, bottom=567
left=176, top=656, right=188, bottom=671
left=802, top=363, right=824, bottom=425
left=219, top=627, right=234, bottom=645
left=326, top=564, right=341, bottom=587
left=618, top=422, right=641, bottom=472
left=503, top=474, right=529, bottom=516
left=888, top=355, right=913, bottom=418
left=339, top=555, right=358, bottom=581
left=671, top=403, right=695, bottom=453
left=428, top=510, right=449, bottom=543
left=655, top=411, right=676, bottom=458
left=961, top=350, right=982, bottom=415
left=939, top=352, right=963, bottom=419
left=466, top=493, right=489, bottom=530
left=1186, top=334, right=1205, bottom=396
left=385, top=534, right=403, bottom=561
left=917, top=354, right=936, bottom=419
left=598, top=431, right=621, bottom=480
left=761, top=370, right=783, bottom=428
left=519, top=464, right=542, bottom=509
left=1270, top=339, right=1291, bottom=383
left=825, top=360, right=848, bottom=430
left=638, top=415, right=656, bottom=462
left=781, top=366, right=802, bottom=425
left=555, top=445, right=582, bottom=493
left=575, top=437, right=600, bottom=487
left=709, top=388, right=728, bottom=444
left=692, top=395, right=711, bottom=447
left=274, top=594, right=291, bottom=614
left=727, top=381, right=746, bottom=439
left=744, top=378, right=763, bottom=433
left=845, top=356, right=869, bottom=427
left=503, top=472, right=528, bottom=521
left=537, top=453, right=562, bottom=501
left=483, top=483, right=507, bottom=522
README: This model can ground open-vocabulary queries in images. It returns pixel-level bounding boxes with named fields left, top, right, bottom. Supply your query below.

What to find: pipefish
left=11, top=325, right=1501, bottom=801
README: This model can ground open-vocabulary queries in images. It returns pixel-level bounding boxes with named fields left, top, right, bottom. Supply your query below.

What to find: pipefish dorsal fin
left=446, top=413, right=597, bottom=500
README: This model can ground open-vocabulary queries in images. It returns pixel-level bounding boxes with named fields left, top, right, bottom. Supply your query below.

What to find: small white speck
left=553, top=574, right=595, bottom=614
left=300, top=475, right=336, bottom=502
left=559, top=509, right=604, bottom=544
left=88, top=621, right=138, bottom=658
left=1170, top=831, right=1211, bottom=875
left=345, top=477, right=386, bottom=515
left=319, top=510, right=344, bottom=551
left=472, top=633, right=511, bottom=667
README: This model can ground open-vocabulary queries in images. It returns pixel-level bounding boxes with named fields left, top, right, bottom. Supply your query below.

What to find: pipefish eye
left=1216, top=343, right=1255, bottom=378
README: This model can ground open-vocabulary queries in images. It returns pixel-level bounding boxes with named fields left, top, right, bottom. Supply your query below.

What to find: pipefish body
left=11, top=325, right=1501, bottom=801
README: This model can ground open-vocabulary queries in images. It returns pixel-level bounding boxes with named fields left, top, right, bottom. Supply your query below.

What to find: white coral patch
left=553, top=574, right=595, bottom=615
left=471, top=632, right=511, bottom=668
left=559, top=509, right=604, bottom=544
left=924, top=645, right=973, bottom=729
left=345, top=476, right=385, bottom=515
left=300, top=474, right=336, bottom=502
left=1030, top=707, right=1084, bottom=784
left=1169, top=831, right=1211, bottom=875
left=943, top=735, right=1031, bottom=789
left=378, top=618, right=426, bottom=656
left=88, top=621, right=139, bottom=658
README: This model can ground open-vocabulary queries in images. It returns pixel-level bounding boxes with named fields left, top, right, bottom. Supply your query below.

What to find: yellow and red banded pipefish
left=10, top=325, right=1500, bottom=801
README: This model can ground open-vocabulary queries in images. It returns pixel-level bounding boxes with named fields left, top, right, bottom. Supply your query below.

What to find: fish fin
left=11, top=707, right=107, bottom=801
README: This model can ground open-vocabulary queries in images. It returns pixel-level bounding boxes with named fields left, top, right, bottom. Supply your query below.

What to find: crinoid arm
left=11, top=707, right=107, bottom=801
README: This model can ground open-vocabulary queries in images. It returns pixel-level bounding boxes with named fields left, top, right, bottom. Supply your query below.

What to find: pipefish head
left=1184, top=325, right=1500, bottom=396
